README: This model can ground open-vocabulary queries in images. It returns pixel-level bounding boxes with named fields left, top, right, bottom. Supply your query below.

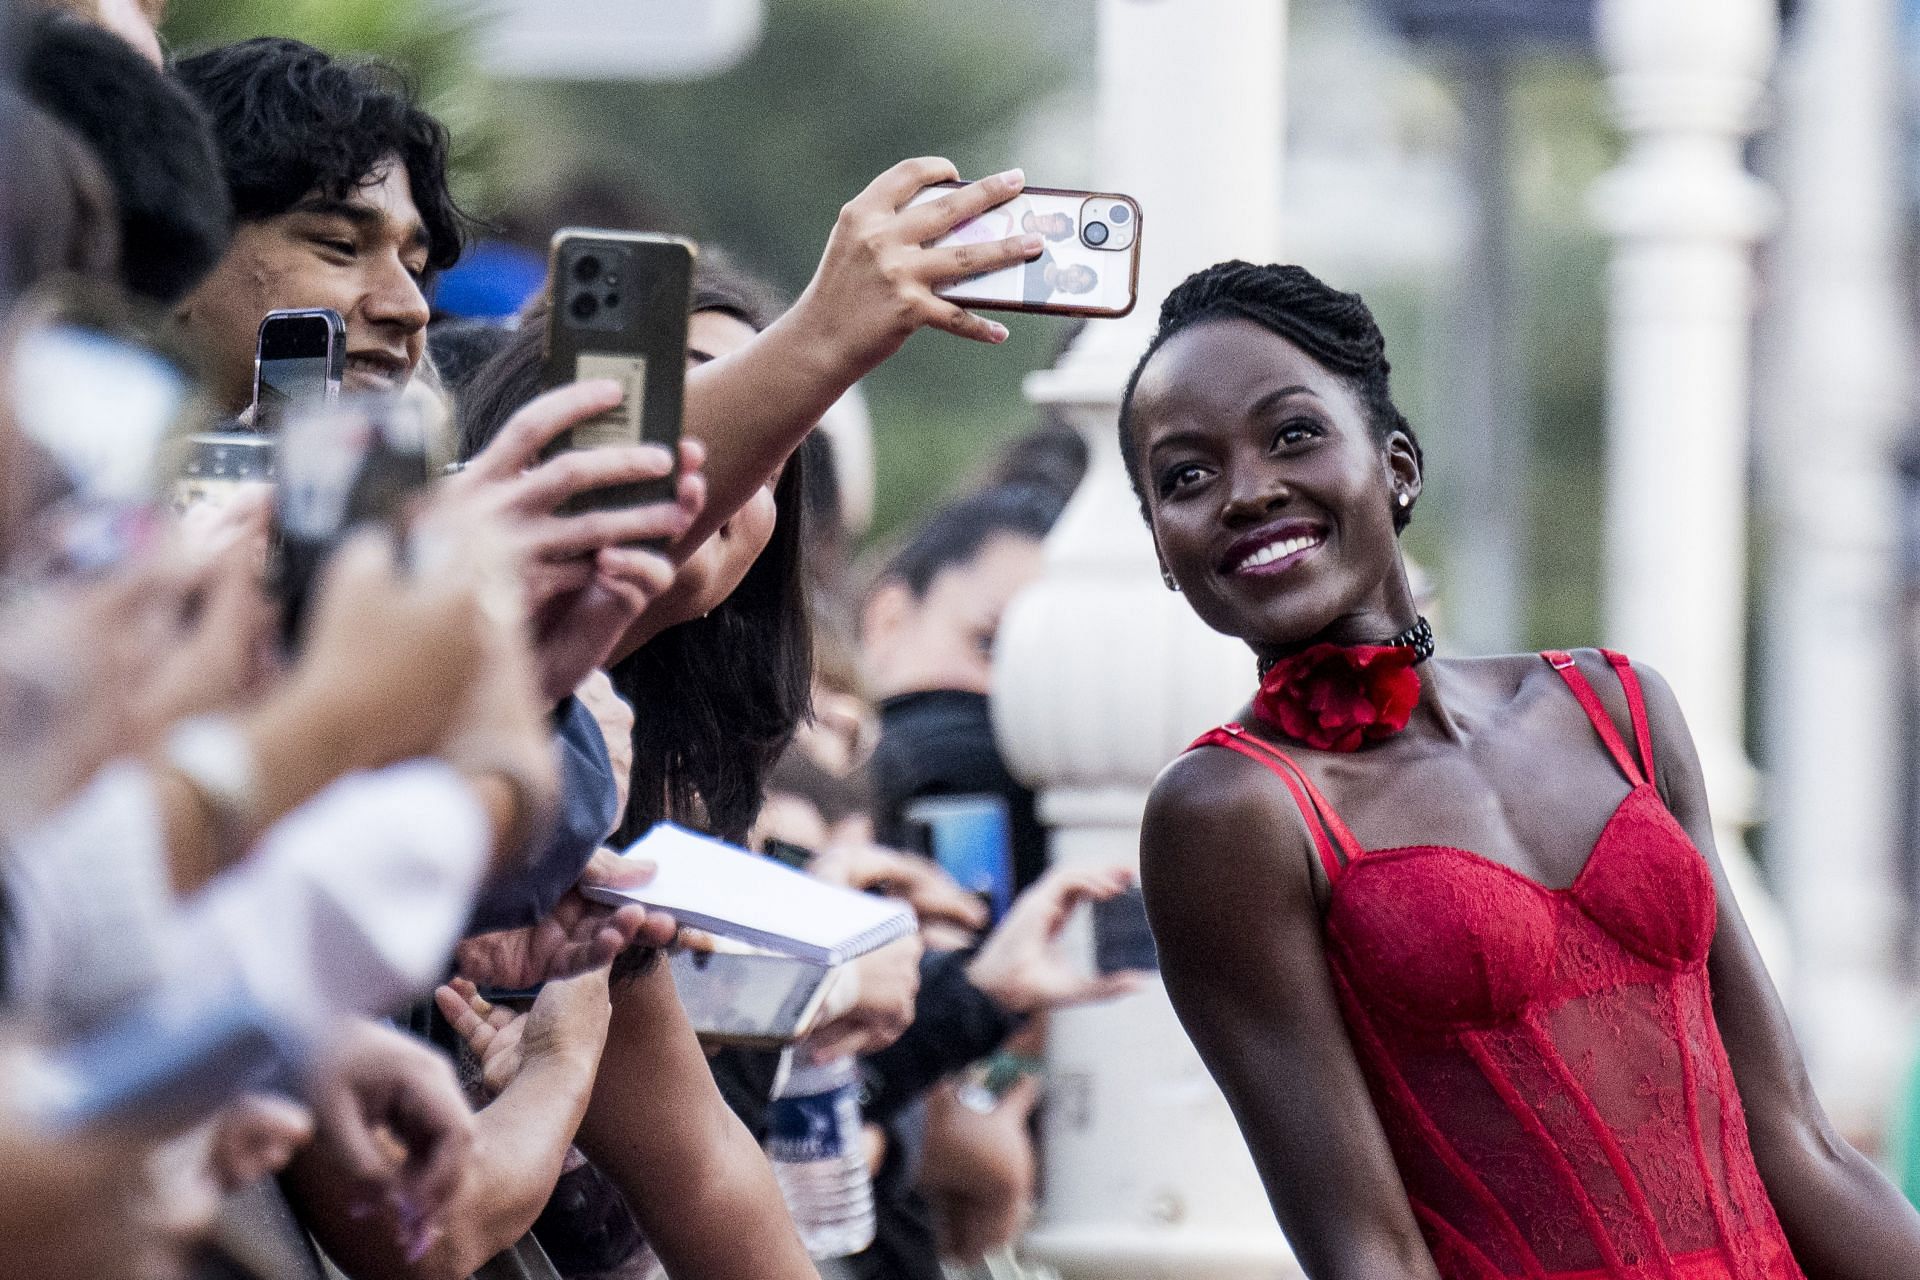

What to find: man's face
left=175, top=156, right=433, bottom=412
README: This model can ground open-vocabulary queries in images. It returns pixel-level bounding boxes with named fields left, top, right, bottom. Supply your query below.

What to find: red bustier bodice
left=1191, top=650, right=1804, bottom=1280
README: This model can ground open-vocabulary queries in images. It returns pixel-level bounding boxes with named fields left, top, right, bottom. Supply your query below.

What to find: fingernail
left=989, top=322, right=1010, bottom=343
left=1021, top=234, right=1044, bottom=254
left=994, top=167, right=1025, bottom=188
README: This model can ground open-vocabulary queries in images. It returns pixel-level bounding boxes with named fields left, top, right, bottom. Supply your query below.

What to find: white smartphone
left=909, top=182, right=1142, bottom=318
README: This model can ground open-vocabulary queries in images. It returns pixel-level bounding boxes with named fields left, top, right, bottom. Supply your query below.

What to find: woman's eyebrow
left=1146, top=429, right=1212, bottom=462
left=1246, top=384, right=1319, bottom=416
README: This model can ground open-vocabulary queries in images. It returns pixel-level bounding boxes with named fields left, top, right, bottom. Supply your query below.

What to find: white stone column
left=1754, top=0, right=1915, bottom=1134
left=991, top=1, right=1297, bottom=1276
left=1590, top=1, right=1779, bottom=910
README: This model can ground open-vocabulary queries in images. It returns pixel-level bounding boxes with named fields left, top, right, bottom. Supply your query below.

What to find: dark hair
left=1, top=88, right=120, bottom=296
left=173, top=38, right=465, bottom=273
left=990, top=426, right=1087, bottom=505
left=21, top=15, right=231, bottom=305
left=1118, top=260, right=1422, bottom=532
left=426, top=318, right=513, bottom=399
left=456, top=252, right=813, bottom=845
left=878, top=482, right=1068, bottom=601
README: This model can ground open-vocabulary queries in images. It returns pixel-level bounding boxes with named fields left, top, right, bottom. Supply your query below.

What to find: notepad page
left=591, top=823, right=917, bottom=964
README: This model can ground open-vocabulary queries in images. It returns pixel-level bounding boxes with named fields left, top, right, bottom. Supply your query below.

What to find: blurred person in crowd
left=862, top=483, right=1068, bottom=893
left=20, top=0, right=165, bottom=65
left=0, top=88, right=120, bottom=298
left=21, top=12, right=232, bottom=308
left=1130, top=261, right=1920, bottom=1278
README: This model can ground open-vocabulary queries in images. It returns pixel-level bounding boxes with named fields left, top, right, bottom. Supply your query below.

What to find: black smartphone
left=272, top=395, right=433, bottom=649
left=1091, top=885, right=1159, bottom=975
left=252, top=308, right=345, bottom=433
left=541, top=229, right=696, bottom=516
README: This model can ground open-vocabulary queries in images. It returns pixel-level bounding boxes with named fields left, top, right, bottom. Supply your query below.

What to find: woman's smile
left=1220, top=517, right=1328, bottom=578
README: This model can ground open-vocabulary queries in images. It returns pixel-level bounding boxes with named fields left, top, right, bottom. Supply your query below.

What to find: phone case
left=252, top=308, right=344, bottom=432
left=542, top=230, right=697, bottom=513
left=909, top=183, right=1141, bottom=318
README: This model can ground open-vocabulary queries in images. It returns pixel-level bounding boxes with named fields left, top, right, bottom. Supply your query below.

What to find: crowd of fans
left=0, top=4, right=1139, bottom=1279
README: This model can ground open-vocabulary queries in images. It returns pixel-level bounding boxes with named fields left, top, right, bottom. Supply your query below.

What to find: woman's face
left=1128, top=317, right=1418, bottom=650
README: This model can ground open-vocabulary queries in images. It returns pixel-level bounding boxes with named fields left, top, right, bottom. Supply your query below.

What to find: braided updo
left=1118, top=261, right=1422, bottom=532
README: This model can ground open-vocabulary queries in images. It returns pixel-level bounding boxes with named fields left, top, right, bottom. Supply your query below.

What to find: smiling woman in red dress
left=1124, top=260, right=1920, bottom=1280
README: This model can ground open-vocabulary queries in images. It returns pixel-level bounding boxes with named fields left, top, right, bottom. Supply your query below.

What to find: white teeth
left=1238, top=534, right=1321, bottom=571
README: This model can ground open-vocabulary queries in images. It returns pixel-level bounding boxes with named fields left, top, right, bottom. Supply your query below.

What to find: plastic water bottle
left=765, top=1049, right=876, bottom=1258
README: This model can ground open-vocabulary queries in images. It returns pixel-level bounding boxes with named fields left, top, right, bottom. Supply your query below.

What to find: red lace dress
left=1190, top=650, right=1803, bottom=1280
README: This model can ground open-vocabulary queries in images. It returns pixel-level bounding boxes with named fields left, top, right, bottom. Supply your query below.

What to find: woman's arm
left=288, top=984, right=608, bottom=1280
left=677, top=158, right=1039, bottom=553
left=1140, top=749, right=1441, bottom=1280
left=1632, top=661, right=1920, bottom=1277
left=574, top=958, right=819, bottom=1280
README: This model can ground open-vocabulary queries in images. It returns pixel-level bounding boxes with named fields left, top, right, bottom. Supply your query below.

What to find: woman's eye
left=1271, top=419, right=1323, bottom=449
left=1157, top=463, right=1207, bottom=496
left=315, top=237, right=355, bottom=257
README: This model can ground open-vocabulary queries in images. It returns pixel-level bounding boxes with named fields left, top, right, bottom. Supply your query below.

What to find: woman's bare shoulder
left=1141, top=739, right=1323, bottom=936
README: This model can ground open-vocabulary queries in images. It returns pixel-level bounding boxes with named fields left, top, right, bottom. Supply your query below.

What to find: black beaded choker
left=1257, top=615, right=1435, bottom=680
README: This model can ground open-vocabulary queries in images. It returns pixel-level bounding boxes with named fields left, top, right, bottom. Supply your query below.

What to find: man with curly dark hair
left=172, top=37, right=466, bottom=412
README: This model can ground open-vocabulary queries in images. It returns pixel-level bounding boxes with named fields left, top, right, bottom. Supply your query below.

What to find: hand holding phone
left=541, top=230, right=696, bottom=518
left=272, top=395, right=433, bottom=650
left=907, top=182, right=1142, bottom=318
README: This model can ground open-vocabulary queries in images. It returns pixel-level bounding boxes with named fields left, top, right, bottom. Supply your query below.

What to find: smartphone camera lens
left=572, top=255, right=602, bottom=285
left=603, top=293, right=620, bottom=310
left=1110, top=204, right=1131, bottom=225
left=569, top=292, right=599, bottom=321
left=1084, top=220, right=1111, bottom=247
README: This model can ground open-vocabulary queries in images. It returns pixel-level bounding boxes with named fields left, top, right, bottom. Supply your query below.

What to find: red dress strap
left=1599, top=649, right=1656, bottom=781
left=1540, top=651, right=1647, bottom=787
left=1188, top=725, right=1364, bottom=883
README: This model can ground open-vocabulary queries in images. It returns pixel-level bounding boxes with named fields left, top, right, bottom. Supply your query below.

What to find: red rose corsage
left=1253, top=642, right=1424, bottom=753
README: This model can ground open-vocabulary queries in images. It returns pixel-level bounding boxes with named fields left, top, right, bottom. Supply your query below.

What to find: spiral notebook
left=583, top=823, right=918, bottom=966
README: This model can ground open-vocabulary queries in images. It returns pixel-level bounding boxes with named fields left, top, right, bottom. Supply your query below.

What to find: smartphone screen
left=272, top=395, right=431, bottom=649
left=8, top=321, right=192, bottom=576
left=253, top=309, right=343, bottom=432
left=904, top=794, right=1013, bottom=924
left=1091, top=885, right=1159, bottom=975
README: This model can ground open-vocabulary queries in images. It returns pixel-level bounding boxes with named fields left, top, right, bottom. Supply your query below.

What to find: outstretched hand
left=453, top=849, right=679, bottom=992
left=435, top=969, right=612, bottom=1098
left=792, top=158, right=1044, bottom=370
left=965, top=866, right=1145, bottom=1016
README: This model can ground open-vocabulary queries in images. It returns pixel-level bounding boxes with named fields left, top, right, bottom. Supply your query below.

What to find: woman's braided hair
left=1118, top=260, right=1422, bottom=532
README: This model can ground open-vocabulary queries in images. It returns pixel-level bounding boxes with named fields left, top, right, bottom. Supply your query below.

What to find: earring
left=1161, top=568, right=1181, bottom=592
left=1397, top=492, right=1411, bottom=509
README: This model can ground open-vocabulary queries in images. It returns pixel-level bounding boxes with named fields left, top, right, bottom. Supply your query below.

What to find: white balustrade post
left=1755, top=0, right=1915, bottom=1133
left=1590, top=0, right=1779, bottom=912
left=990, top=1, right=1298, bottom=1276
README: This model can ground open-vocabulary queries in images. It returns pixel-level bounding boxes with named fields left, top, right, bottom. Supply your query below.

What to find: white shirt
left=4, top=759, right=492, bottom=1039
